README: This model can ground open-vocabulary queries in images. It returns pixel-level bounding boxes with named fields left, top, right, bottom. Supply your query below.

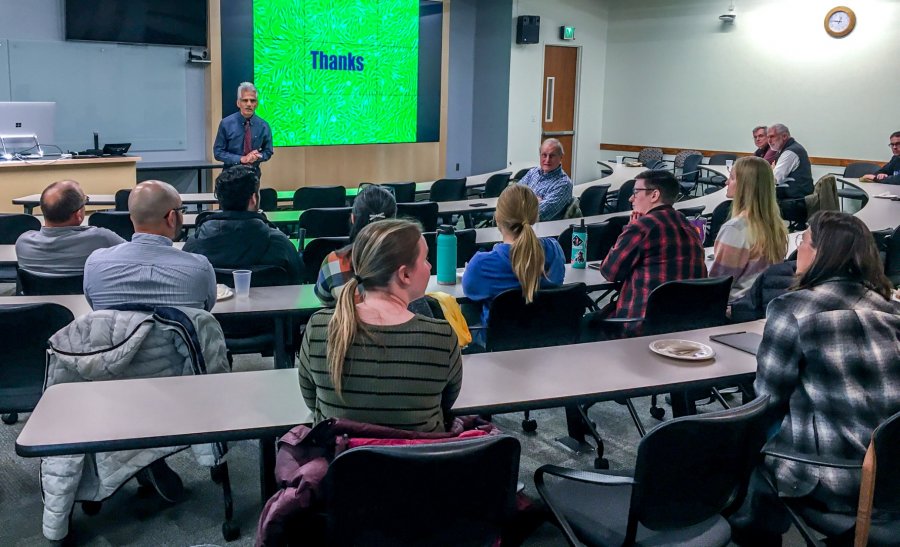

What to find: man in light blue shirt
left=84, top=180, right=217, bottom=311
left=518, top=138, right=574, bottom=221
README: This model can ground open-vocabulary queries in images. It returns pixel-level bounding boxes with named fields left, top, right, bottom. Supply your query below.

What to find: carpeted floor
left=0, top=353, right=806, bottom=546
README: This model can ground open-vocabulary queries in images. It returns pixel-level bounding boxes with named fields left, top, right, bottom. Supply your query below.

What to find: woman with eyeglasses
left=709, top=155, right=788, bottom=302
left=732, top=211, right=899, bottom=544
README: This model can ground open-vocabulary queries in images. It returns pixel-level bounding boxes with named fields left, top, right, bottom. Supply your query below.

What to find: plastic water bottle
left=571, top=218, right=587, bottom=269
left=436, top=225, right=457, bottom=285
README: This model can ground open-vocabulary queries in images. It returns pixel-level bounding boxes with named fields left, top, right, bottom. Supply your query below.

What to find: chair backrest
left=674, top=149, right=702, bottom=169
left=300, top=237, right=350, bottom=284
left=704, top=200, right=733, bottom=247
left=429, top=178, right=467, bottom=202
left=397, top=201, right=439, bottom=232
left=678, top=205, right=705, bottom=219
left=872, top=410, right=900, bottom=511
left=0, top=213, right=41, bottom=244
left=259, top=188, right=278, bottom=211
left=214, top=264, right=290, bottom=288
left=629, top=396, right=770, bottom=537
left=298, top=207, right=352, bottom=238
left=680, top=154, right=704, bottom=183
left=708, top=153, right=737, bottom=165
left=884, top=225, right=900, bottom=284
left=486, top=283, right=587, bottom=352
left=556, top=218, right=627, bottom=264
left=382, top=182, right=417, bottom=203
left=483, top=173, right=512, bottom=198
left=578, top=184, right=611, bottom=216
left=87, top=211, right=135, bottom=241
left=422, top=229, right=477, bottom=274
left=842, top=162, right=881, bottom=179
left=614, top=179, right=636, bottom=212
left=511, top=167, right=533, bottom=181
left=17, top=269, right=85, bottom=295
left=643, top=276, right=733, bottom=335
left=114, top=189, right=131, bottom=211
left=323, top=435, right=521, bottom=547
left=637, top=147, right=663, bottom=167
left=0, top=303, right=75, bottom=412
left=293, top=185, right=347, bottom=210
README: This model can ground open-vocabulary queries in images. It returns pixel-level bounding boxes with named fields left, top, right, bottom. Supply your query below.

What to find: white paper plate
left=216, top=284, right=234, bottom=301
left=649, top=339, right=715, bottom=361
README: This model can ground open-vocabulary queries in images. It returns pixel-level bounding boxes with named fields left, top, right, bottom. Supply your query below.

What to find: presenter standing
left=214, top=82, right=274, bottom=176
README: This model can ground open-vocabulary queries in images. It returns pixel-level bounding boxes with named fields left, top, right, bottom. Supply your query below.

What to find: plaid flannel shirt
left=314, top=248, right=353, bottom=306
left=599, top=204, right=707, bottom=319
left=755, top=280, right=900, bottom=504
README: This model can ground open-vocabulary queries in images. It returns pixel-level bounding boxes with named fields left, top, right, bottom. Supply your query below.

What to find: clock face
left=829, top=11, right=851, bottom=32
left=825, top=6, right=856, bottom=37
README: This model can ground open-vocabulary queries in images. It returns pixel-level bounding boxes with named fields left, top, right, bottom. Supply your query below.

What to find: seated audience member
left=183, top=165, right=302, bottom=282
left=462, top=184, right=565, bottom=334
left=752, top=125, right=778, bottom=164
left=15, top=180, right=123, bottom=275
left=600, top=170, right=707, bottom=319
left=733, top=211, right=900, bottom=545
left=860, top=130, right=900, bottom=185
left=709, top=156, right=788, bottom=302
left=298, top=219, right=462, bottom=432
left=315, top=184, right=397, bottom=306
left=518, top=138, right=574, bottom=221
left=84, top=180, right=216, bottom=311
left=767, top=123, right=814, bottom=199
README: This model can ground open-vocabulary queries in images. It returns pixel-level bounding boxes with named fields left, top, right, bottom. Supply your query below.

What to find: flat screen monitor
left=0, top=102, right=56, bottom=147
left=65, top=0, right=207, bottom=48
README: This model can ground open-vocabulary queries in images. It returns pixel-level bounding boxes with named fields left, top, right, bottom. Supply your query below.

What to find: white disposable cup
left=616, top=155, right=624, bottom=165
left=725, top=159, right=734, bottom=169
left=233, top=270, right=252, bottom=298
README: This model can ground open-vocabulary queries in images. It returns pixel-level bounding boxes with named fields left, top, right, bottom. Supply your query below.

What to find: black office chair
left=300, top=237, right=349, bottom=284
left=397, top=201, right=439, bottom=232
left=382, top=182, right=417, bottom=203
left=581, top=276, right=733, bottom=424
left=486, top=283, right=589, bottom=432
left=704, top=200, right=733, bottom=247
left=17, top=269, right=84, bottom=296
left=676, top=153, right=704, bottom=196
left=885, top=225, right=900, bottom=286
left=320, top=436, right=521, bottom=547
left=578, top=184, right=611, bottom=216
left=88, top=211, right=135, bottom=241
left=762, top=409, right=900, bottom=547
left=0, top=213, right=41, bottom=282
left=699, top=154, right=735, bottom=188
left=214, top=265, right=290, bottom=357
left=297, top=207, right=351, bottom=239
left=612, top=179, right=636, bottom=212
left=708, top=153, right=737, bottom=165
left=114, top=189, right=131, bottom=211
left=482, top=173, right=512, bottom=198
left=511, top=167, right=533, bottom=182
left=678, top=205, right=705, bottom=219
left=0, top=303, right=75, bottom=424
left=842, top=161, right=881, bottom=179
left=625, top=147, right=663, bottom=169
left=292, top=185, right=347, bottom=210
left=535, top=396, right=770, bottom=547
left=429, top=178, right=467, bottom=202
left=259, top=188, right=278, bottom=212
left=423, top=229, right=477, bottom=274
left=556, top=218, right=627, bottom=264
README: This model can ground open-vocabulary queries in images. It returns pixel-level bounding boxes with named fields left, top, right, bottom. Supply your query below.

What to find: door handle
left=542, top=131, right=574, bottom=136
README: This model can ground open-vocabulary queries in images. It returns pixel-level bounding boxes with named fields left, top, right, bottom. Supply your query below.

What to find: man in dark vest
left=767, top=123, right=814, bottom=199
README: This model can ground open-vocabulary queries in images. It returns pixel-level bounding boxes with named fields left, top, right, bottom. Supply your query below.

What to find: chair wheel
left=650, top=406, right=665, bottom=420
left=1, top=412, right=18, bottom=425
left=594, top=457, right=610, bottom=470
left=521, top=418, right=538, bottom=433
left=210, top=465, right=226, bottom=484
left=222, top=521, right=240, bottom=541
left=81, top=501, right=101, bottom=515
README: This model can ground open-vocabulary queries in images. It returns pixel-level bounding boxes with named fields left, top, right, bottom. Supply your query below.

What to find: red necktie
left=243, top=119, right=252, bottom=155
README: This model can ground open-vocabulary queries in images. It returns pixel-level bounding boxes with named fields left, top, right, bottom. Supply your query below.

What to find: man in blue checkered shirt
left=518, top=138, right=574, bottom=221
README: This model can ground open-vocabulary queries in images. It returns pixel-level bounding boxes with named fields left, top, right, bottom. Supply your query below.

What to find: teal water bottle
left=436, top=225, right=457, bottom=285
left=571, top=218, right=587, bottom=269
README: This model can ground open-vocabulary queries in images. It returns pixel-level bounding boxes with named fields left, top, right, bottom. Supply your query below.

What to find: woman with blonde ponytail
left=298, top=218, right=462, bottom=432
left=462, top=184, right=565, bottom=345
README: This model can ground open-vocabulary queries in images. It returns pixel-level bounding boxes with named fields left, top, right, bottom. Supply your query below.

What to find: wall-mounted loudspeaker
left=516, top=15, right=540, bottom=44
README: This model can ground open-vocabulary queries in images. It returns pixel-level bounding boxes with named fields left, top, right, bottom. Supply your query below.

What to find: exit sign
left=560, top=26, right=575, bottom=40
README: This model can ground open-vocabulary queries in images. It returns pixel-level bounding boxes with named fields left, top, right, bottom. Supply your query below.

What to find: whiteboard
left=6, top=39, right=187, bottom=152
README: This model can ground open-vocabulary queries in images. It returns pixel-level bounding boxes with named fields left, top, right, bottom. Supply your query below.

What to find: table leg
left=669, top=390, right=697, bottom=417
left=259, top=435, right=277, bottom=503
left=273, top=318, right=294, bottom=369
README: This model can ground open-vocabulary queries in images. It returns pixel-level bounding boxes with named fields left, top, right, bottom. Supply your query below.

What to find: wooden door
left=541, top=46, right=578, bottom=178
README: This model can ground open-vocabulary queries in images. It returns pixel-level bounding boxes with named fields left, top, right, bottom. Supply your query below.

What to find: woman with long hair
left=709, top=155, right=788, bottom=301
left=299, top=218, right=462, bottom=432
left=462, top=184, right=565, bottom=338
left=734, top=211, right=899, bottom=543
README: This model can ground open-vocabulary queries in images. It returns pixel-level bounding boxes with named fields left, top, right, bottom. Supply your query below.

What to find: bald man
left=84, top=180, right=216, bottom=311
left=518, top=138, right=574, bottom=221
left=16, top=180, right=124, bottom=275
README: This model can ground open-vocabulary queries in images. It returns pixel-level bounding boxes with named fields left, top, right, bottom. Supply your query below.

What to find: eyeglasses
left=165, top=205, right=188, bottom=218
left=632, top=187, right=655, bottom=195
left=890, top=142, right=900, bottom=148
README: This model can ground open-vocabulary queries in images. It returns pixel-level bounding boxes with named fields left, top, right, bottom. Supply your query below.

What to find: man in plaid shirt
left=519, top=138, right=574, bottom=221
left=600, top=170, right=707, bottom=318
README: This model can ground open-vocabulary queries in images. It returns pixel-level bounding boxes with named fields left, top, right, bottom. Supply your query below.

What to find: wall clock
left=825, top=6, right=856, bottom=38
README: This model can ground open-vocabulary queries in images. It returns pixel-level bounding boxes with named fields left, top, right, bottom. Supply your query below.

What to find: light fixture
left=719, top=1, right=736, bottom=23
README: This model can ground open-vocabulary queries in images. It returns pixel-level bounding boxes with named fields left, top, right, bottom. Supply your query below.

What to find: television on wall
left=65, top=0, right=208, bottom=48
